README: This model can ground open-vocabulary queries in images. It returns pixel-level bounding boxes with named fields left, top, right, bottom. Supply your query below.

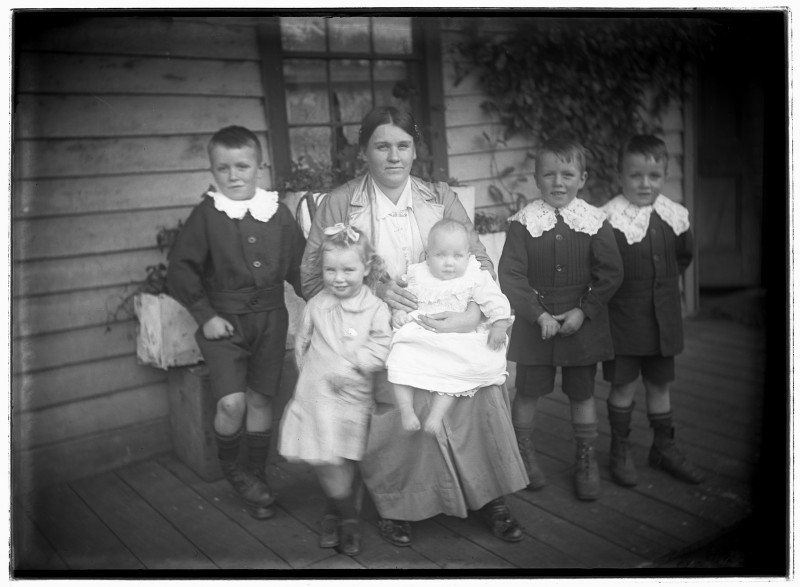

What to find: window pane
left=281, top=16, right=326, bottom=52
left=329, top=17, right=369, bottom=53
left=330, top=59, right=371, bottom=124
left=284, top=59, right=329, bottom=124
left=373, top=60, right=411, bottom=111
left=373, top=17, right=412, bottom=54
left=289, top=127, right=332, bottom=167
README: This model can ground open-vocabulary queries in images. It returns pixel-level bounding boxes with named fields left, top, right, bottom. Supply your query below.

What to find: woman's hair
left=535, top=135, right=587, bottom=175
left=427, top=218, right=469, bottom=251
left=358, top=106, right=420, bottom=150
left=617, top=134, right=669, bottom=172
left=208, top=125, right=263, bottom=162
left=318, top=225, right=386, bottom=290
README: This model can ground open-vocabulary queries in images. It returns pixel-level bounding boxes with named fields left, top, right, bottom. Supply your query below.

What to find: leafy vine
left=454, top=17, right=717, bottom=205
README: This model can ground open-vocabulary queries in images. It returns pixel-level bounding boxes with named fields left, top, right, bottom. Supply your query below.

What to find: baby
left=386, top=218, right=513, bottom=435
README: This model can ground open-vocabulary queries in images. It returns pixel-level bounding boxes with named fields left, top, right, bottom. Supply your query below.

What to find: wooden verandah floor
left=12, top=314, right=778, bottom=576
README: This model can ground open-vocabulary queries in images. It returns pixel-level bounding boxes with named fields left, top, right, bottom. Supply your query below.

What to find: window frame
left=256, top=16, right=448, bottom=188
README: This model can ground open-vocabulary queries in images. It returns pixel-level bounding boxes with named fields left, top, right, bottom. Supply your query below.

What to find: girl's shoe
left=338, top=519, right=361, bottom=556
left=319, top=514, right=340, bottom=548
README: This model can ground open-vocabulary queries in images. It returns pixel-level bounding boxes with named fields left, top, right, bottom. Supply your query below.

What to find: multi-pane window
left=261, top=16, right=443, bottom=188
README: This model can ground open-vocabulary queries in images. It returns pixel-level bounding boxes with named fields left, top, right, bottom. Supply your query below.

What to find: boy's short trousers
left=195, top=307, right=289, bottom=401
left=602, top=355, right=675, bottom=385
left=514, top=364, right=597, bottom=401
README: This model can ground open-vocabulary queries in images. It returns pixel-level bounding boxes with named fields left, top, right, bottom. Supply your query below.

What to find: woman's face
left=362, top=123, right=416, bottom=193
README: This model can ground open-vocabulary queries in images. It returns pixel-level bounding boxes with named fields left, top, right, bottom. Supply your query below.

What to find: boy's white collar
left=602, top=194, right=690, bottom=244
left=207, top=187, right=279, bottom=223
left=509, top=197, right=605, bottom=238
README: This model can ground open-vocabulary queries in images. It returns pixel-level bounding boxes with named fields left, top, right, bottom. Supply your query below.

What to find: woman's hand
left=376, top=278, right=418, bottom=312
left=415, top=301, right=482, bottom=333
left=391, top=309, right=411, bottom=329
left=551, top=308, right=585, bottom=336
left=203, top=316, right=234, bottom=340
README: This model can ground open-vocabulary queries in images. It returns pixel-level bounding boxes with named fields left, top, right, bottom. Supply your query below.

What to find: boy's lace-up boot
left=574, top=438, right=601, bottom=501
left=649, top=423, right=705, bottom=484
left=220, top=459, right=276, bottom=519
left=607, top=401, right=638, bottom=487
left=609, top=430, right=639, bottom=487
left=514, top=426, right=546, bottom=490
left=245, top=430, right=276, bottom=509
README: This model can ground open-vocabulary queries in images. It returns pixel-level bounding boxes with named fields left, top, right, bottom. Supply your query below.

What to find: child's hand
left=551, top=308, right=585, bottom=336
left=487, top=319, right=511, bottom=350
left=536, top=312, right=561, bottom=340
left=392, top=310, right=411, bottom=329
left=202, top=316, right=234, bottom=340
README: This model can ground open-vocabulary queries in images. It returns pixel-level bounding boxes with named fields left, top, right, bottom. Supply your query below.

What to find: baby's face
left=535, top=152, right=587, bottom=209
left=619, top=153, right=667, bottom=207
left=209, top=144, right=264, bottom=201
left=426, top=229, right=470, bottom=281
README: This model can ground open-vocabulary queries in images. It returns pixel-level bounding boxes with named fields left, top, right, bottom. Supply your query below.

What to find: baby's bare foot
left=423, top=415, right=444, bottom=436
left=400, top=410, right=420, bottom=432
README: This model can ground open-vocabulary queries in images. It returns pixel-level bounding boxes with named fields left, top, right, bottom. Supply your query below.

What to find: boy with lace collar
left=499, top=137, right=622, bottom=501
left=167, top=126, right=306, bottom=518
left=601, top=134, right=704, bottom=487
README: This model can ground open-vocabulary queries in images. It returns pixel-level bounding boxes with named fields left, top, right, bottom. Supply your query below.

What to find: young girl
left=386, top=219, right=513, bottom=436
left=278, top=224, right=392, bottom=557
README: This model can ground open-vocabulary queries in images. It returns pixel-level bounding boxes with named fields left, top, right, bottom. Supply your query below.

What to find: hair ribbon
left=323, top=223, right=360, bottom=242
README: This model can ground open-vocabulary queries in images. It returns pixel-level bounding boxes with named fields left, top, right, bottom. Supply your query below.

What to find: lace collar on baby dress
left=509, top=197, right=606, bottom=238
left=206, top=187, right=279, bottom=223
left=409, top=255, right=483, bottom=300
left=602, top=194, right=690, bottom=244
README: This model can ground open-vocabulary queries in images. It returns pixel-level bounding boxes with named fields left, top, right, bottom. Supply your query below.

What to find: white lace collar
left=509, top=197, right=605, bottom=238
left=602, top=194, right=690, bottom=244
left=207, top=187, right=279, bottom=223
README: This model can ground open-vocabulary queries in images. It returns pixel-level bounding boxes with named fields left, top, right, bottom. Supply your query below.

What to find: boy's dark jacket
left=499, top=212, right=623, bottom=366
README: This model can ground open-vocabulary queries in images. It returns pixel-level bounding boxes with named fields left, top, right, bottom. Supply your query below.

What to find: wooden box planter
left=480, top=231, right=507, bottom=272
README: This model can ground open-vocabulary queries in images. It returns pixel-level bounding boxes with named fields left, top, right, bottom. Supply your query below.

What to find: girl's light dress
left=278, top=285, right=392, bottom=466
left=386, top=256, right=512, bottom=395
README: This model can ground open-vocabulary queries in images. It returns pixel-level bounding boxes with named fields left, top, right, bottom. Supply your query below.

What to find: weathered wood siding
left=13, top=15, right=273, bottom=492
left=439, top=17, right=687, bottom=215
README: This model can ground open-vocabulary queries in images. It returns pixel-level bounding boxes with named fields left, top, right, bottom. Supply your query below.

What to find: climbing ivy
left=454, top=17, right=716, bottom=205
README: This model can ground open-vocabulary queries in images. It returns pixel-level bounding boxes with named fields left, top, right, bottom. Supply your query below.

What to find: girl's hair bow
left=323, top=223, right=360, bottom=242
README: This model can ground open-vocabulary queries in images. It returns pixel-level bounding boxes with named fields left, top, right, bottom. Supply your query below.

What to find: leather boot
left=609, top=431, right=638, bottom=487
left=649, top=427, right=705, bottom=484
left=514, top=427, right=546, bottom=490
left=220, top=460, right=275, bottom=519
left=574, top=438, right=601, bottom=501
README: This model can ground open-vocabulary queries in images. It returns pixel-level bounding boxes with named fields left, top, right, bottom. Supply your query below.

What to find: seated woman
left=300, top=106, right=529, bottom=546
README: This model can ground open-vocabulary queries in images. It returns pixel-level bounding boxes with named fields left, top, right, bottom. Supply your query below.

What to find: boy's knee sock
left=215, top=428, right=242, bottom=463
left=648, top=410, right=674, bottom=446
left=245, top=430, right=272, bottom=470
left=572, top=421, right=598, bottom=442
left=607, top=401, right=634, bottom=437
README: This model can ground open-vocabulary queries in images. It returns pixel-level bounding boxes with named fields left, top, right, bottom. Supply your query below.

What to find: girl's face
left=619, top=153, right=667, bottom=207
left=426, top=229, right=470, bottom=281
left=535, top=152, right=587, bottom=209
left=209, top=144, right=264, bottom=201
left=322, top=247, right=369, bottom=299
left=362, top=123, right=416, bottom=195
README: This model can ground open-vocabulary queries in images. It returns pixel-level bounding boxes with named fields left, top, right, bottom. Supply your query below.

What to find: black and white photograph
left=8, top=7, right=791, bottom=579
